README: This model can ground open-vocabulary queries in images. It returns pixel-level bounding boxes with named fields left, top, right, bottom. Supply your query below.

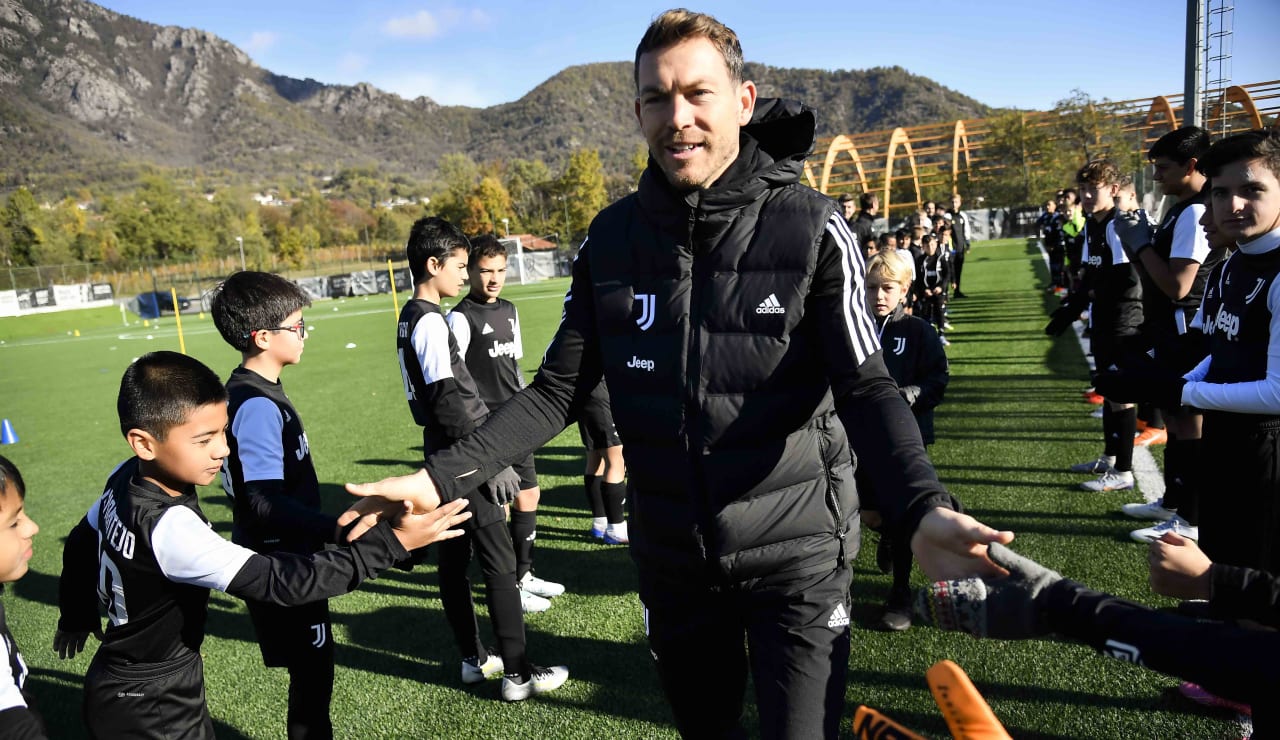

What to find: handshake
left=914, top=543, right=1065, bottom=639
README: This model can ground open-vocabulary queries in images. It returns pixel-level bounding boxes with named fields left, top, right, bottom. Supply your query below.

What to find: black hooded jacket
left=424, top=99, right=957, bottom=591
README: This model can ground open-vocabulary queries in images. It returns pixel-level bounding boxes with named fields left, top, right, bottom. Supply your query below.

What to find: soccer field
left=0, top=239, right=1239, bottom=738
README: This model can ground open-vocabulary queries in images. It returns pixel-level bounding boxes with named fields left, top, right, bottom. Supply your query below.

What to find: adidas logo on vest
left=827, top=602, right=850, bottom=629
left=756, top=293, right=785, bottom=314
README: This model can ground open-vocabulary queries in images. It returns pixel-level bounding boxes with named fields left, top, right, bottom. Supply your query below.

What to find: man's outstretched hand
left=340, top=468, right=445, bottom=542
left=911, top=507, right=1015, bottom=581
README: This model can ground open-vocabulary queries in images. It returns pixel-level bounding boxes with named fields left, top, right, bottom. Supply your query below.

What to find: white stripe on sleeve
left=826, top=213, right=880, bottom=364
left=412, top=312, right=455, bottom=384
left=1171, top=204, right=1210, bottom=262
left=152, top=506, right=254, bottom=592
left=0, top=637, right=25, bottom=710
left=447, top=311, right=472, bottom=357
left=231, top=397, right=284, bottom=482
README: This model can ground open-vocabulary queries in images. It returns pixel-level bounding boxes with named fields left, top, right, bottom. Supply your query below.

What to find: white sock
left=592, top=516, right=607, bottom=531
left=607, top=521, right=628, bottom=538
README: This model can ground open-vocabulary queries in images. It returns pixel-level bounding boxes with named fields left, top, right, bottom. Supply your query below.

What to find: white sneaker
left=519, top=589, right=551, bottom=613
left=942, top=321, right=954, bottom=331
left=461, top=651, right=504, bottom=684
left=1130, top=515, right=1199, bottom=543
left=939, top=336, right=951, bottom=346
left=1089, top=407, right=1104, bottom=418
left=1069, top=455, right=1114, bottom=474
left=520, top=571, right=565, bottom=598
left=1080, top=469, right=1134, bottom=492
left=1121, top=498, right=1175, bottom=521
left=501, top=664, right=569, bottom=702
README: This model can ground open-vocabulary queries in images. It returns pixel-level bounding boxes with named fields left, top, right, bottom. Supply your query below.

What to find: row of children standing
left=840, top=192, right=960, bottom=631
left=29, top=221, right=628, bottom=737
left=841, top=192, right=972, bottom=347
left=1047, top=126, right=1280, bottom=715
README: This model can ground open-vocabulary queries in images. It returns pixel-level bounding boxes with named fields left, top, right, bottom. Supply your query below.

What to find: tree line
left=0, top=146, right=646, bottom=272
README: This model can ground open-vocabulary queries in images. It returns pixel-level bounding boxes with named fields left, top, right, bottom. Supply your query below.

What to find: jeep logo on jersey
left=296, top=432, right=310, bottom=461
left=892, top=337, right=907, bottom=355
left=488, top=340, right=519, bottom=358
left=627, top=355, right=655, bottom=372
left=1209, top=304, right=1240, bottom=341
left=1086, top=254, right=1103, bottom=267
left=635, top=294, right=656, bottom=331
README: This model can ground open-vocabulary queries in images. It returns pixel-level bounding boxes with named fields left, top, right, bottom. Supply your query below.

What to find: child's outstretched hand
left=53, top=625, right=102, bottom=660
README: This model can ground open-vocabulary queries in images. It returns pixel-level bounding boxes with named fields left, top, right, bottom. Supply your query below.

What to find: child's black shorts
left=246, top=598, right=334, bottom=668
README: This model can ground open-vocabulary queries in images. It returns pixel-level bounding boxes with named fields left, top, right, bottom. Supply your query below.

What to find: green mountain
left=0, top=0, right=990, bottom=192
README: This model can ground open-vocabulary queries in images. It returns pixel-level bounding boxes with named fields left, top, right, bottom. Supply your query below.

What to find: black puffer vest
left=586, top=100, right=858, bottom=588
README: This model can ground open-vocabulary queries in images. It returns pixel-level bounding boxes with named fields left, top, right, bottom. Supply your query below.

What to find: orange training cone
left=0, top=419, right=17, bottom=445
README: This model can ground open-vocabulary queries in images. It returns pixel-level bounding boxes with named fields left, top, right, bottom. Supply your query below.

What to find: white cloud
left=375, top=72, right=492, bottom=107
left=381, top=7, right=492, bottom=40
left=337, top=53, right=368, bottom=76
left=243, top=31, right=279, bottom=55
left=382, top=10, right=441, bottom=39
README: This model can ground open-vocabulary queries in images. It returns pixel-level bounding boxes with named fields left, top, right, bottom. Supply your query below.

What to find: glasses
left=256, top=319, right=307, bottom=340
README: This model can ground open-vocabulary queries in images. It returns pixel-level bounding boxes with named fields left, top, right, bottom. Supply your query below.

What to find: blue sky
left=98, top=0, right=1279, bottom=111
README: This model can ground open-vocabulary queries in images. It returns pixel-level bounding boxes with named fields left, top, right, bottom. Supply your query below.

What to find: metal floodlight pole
left=1184, top=0, right=1206, bottom=128
left=236, top=236, right=246, bottom=272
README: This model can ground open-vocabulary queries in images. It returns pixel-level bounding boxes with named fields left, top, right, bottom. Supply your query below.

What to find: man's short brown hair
left=1076, top=159, right=1122, bottom=186
left=1197, top=127, right=1280, bottom=180
left=634, top=9, right=744, bottom=90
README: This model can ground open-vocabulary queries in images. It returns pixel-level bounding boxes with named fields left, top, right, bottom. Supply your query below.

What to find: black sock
left=1114, top=406, right=1137, bottom=472
left=584, top=474, right=605, bottom=517
left=287, top=659, right=334, bottom=740
left=1141, top=404, right=1165, bottom=430
left=1102, top=405, right=1117, bottom=458
left=509, top=510, right=537, bottom=581
left=602, top=481, right=626, bottom=524
left=1164, top=438, right=1201, bottom=524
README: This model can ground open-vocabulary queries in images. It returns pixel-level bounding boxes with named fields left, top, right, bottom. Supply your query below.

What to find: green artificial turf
left=0, top=241, right=1240, bottom=738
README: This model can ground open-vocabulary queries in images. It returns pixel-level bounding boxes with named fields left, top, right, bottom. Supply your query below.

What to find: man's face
left=635, top=37, right=757, bottom=191
left=1151, top=156, right=1193, bottom=198
left=0, top=483, right=37, bottom=583
left=1079, top=181, right=1116, bottom=216
left=1198, top=195, right=1235, bottom=250
left=841, top=200, right=856, bottom=220
left=469, top=254, right=508, bottom=302
left=950, top=194, right=961, bottom=212
left=1210, top=157, right=1280, bottom=243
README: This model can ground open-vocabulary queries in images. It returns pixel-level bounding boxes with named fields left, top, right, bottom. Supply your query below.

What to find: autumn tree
left=557, top=148, right=607, bottom=245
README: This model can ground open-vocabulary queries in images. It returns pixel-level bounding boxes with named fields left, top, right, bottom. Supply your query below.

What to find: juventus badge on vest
left=892, top=337, right=907, bottom=355
left=635, top=294, right=656, bottom=331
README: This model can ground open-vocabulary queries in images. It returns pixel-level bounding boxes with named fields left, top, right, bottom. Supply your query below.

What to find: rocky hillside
left=0, top=0, right=990, bottom=191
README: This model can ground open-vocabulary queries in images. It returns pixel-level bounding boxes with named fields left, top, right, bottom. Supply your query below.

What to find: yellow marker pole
left=387, top=259, right=400, bottom=326
left=169, top=287, right=187, bottom=355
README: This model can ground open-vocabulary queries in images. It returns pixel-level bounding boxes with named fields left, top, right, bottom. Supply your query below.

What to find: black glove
left=1093, top=370, right=1186, bottom=408
left=914, top=543, right=1063, bottom=639
left=1044, top=305, right=1077, bottom=336
left=481, top=467, right=521, bottom=507
left=1112, top=209, right=1154, bottom=260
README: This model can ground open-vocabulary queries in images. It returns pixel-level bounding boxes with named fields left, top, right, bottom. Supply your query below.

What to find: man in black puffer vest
left=345, top=9, right=1012, bottom=739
